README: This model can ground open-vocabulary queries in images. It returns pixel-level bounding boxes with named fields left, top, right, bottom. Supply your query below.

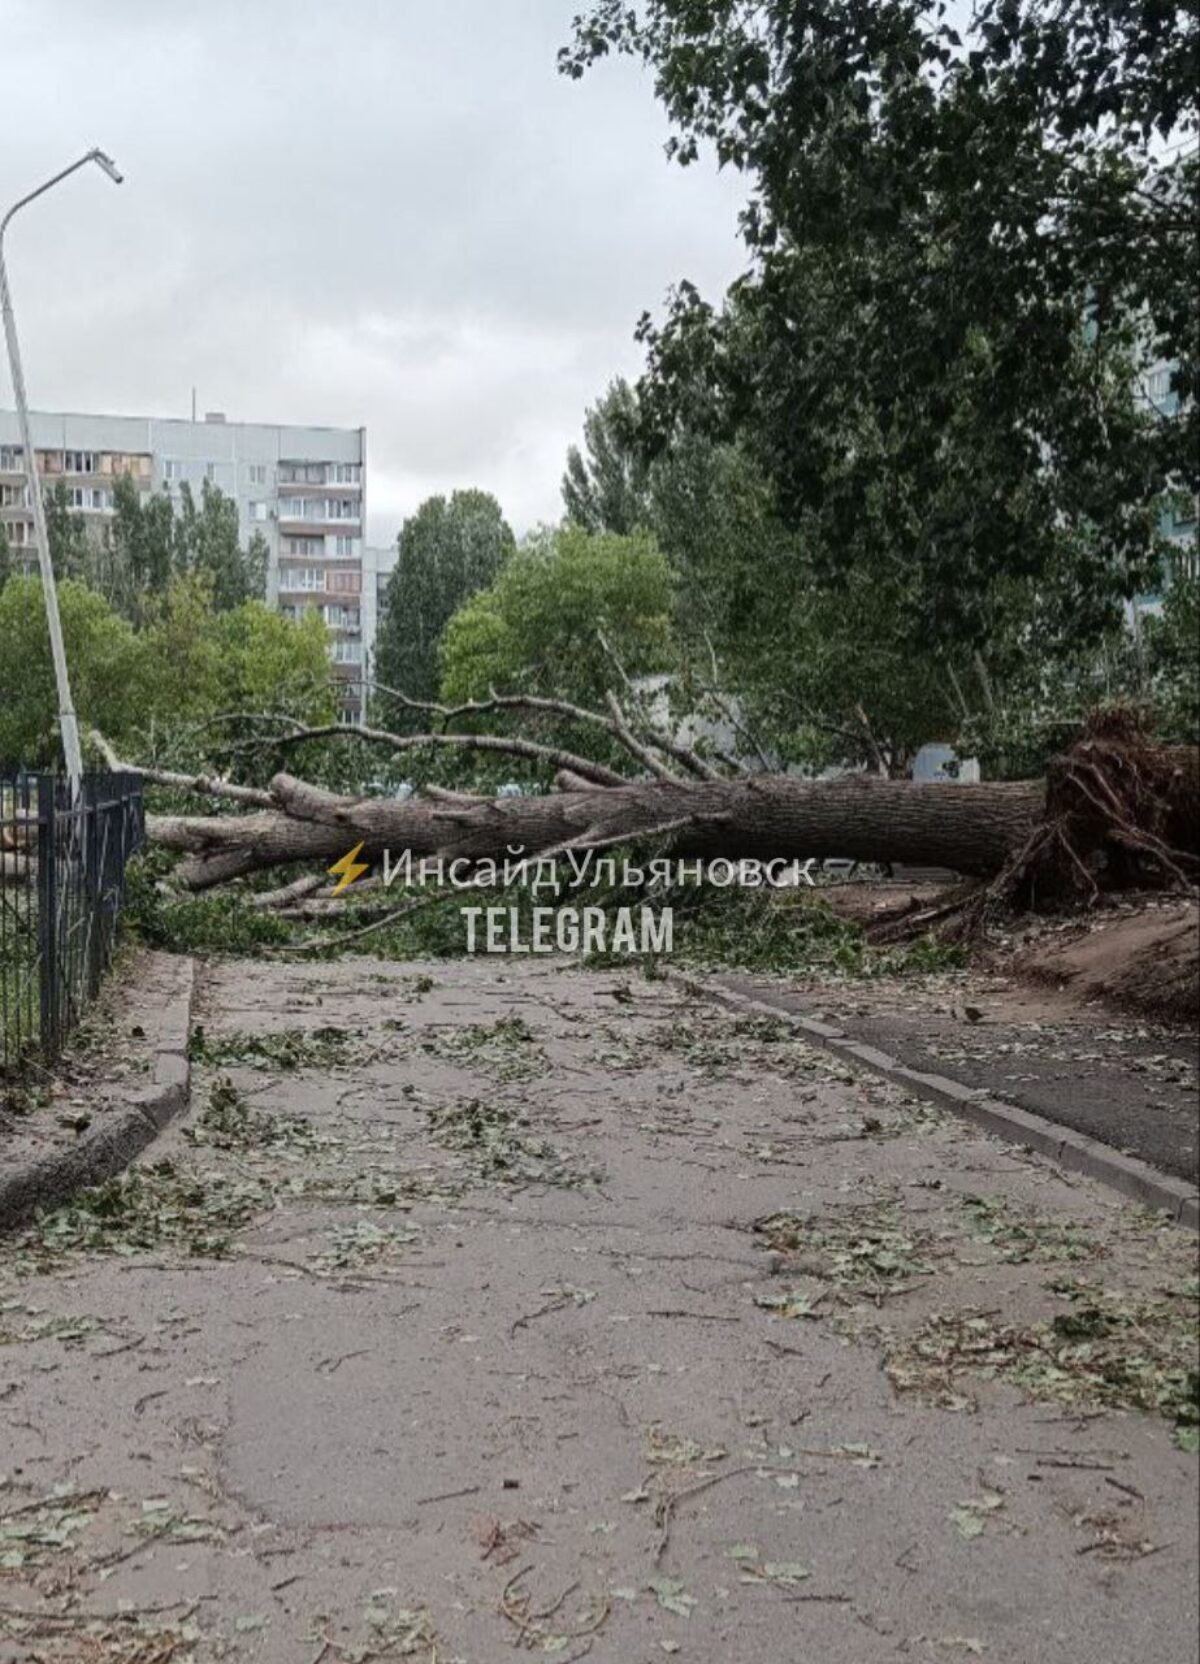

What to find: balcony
left=277, top=463, right=363, bottom=491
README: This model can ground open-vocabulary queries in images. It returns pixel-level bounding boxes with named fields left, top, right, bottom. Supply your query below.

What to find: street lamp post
left=0, top=148, right=124, bottom=795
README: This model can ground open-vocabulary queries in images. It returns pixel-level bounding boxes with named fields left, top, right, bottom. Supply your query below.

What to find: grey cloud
left=2, top=0, right=745, bottom=536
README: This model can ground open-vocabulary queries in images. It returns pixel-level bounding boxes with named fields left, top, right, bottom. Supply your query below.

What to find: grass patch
left=125, top=858, right=294, bottom=955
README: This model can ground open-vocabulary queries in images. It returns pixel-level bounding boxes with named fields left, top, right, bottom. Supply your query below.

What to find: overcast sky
left=3, top=0, right=747, bottom=542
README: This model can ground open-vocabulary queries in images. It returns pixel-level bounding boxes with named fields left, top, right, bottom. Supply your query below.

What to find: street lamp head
left=90, top=149, right=124, bottom=185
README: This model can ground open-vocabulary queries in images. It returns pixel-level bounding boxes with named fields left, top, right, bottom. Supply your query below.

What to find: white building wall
left=361, top=542, right=400, bottom=692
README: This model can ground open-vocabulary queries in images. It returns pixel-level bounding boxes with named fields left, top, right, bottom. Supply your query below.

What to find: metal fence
left=1, top=771, right=144, bottom=1074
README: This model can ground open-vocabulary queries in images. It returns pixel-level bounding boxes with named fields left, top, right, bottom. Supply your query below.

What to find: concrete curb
left=672, top=970, right=1199, bottom=1231
left=0, top=955, right=195, bottom=1235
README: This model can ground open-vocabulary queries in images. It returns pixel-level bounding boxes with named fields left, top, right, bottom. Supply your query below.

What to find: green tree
left=44, top=483, right=92, bottom=584
left=0, top=524, right=11, bottom=593
left=0, top=576, right=147, bottom=765
left=98, top=476, right=267, bottom=623
left=1145, top=572, right=1200, bottom=744
left=106, top=472, right=176, bottom=617
left=375, top=491, right=515, bottom=726
left=562, top=378, right=653, bottom=534
left=174, top=480, right=267, bottom=611
left=440, top=524, right=675, bottom=715
left=206, top=598, right=332, bottom=720
left=0, top=572, right=335, bottom=770
left=562, top=1, right=1196, bottom=653
left=137, top=577, right=335, bottom=740
left=648, top=433, right=958, bottom=773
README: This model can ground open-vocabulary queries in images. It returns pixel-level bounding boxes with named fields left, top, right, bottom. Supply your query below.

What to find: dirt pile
left=1017, top=899, right=1199, bottom=1025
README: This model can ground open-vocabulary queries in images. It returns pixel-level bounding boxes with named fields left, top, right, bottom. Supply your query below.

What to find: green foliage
left=0, top=577, right=147, bottom=766
left=1145, top=571, right=1200, bottom=743
left=648, top=431, right=957, bottom=772
left=44, top=484, right=92, bottom=581
left=42, top=474, right=267, bottom=626
left=123, top=859, right=294, bottom=956
left=562, top=0, right=1195, bottom=663
left=562, top=377, right=653, bottom=534
left=0, top=524, right=11, bottom=593
left=0, top=572, right=332, bottom=770
left=440, top=523, right=675, bottom=712
left=203, top=596, right=333, bottom=722
left=625, top=883, right=965, bottom=978
left=375, top=491, right=515, bottom=727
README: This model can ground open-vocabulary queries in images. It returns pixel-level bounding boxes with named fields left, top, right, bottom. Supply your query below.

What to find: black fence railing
left=1, top=771, right=144, bottom=1075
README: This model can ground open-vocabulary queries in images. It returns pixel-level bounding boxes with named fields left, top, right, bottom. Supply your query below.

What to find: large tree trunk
left=151, top=772, right=1047, bottom=890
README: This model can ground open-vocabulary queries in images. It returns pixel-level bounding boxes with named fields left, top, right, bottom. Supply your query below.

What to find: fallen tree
left=96, top=705, right=1198, bottom=909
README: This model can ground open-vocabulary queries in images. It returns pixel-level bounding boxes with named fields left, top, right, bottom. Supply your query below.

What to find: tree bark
left=150, top=772, right=1047, bottom=890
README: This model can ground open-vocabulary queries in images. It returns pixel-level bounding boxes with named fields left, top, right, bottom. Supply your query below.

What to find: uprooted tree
left=96, top=698, right=1199, bottom=920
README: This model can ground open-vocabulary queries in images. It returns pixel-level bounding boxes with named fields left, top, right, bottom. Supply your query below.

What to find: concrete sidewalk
left=0, top=954, right=1196, bottom=1663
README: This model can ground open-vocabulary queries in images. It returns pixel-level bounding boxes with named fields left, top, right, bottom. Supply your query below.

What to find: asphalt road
left=719, top=970, right=1200, bottom=1184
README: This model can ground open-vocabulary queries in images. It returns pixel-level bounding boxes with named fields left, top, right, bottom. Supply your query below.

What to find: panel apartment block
left=0, top=407, right=366, bottom=718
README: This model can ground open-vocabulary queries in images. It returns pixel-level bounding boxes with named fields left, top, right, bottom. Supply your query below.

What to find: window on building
left=334, top=535, right=358, bottom=558
left=283, top=536, right=323, bottom=558
left=278, top=496, right=327, bottom=520
left=278, top=461, right=327, bottom=485
left=247, top=463, right=267, bottom=486
left=329, top=463, right=361, bottom=485
left=322, top=604, right=362, bottom=629
left=329, top=569, right=361, bottom=594
left=63, top=486, right=112, bottom=511
left=0, top=446, right=23, bottom=471
left=63, top=451, right=97, bottom=474
left=163, top=460, right=182, bottom=482
left=278, top=566, right=328, bottom=593
left=331, top=638, right=363, bottom=664
left=204, top=462, right=217, bottom=482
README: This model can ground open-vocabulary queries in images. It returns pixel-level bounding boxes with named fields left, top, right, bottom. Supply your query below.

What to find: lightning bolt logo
left=328, top=841, right=370, bottom=895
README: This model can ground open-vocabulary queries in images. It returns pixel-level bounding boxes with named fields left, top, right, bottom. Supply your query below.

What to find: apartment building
left=0, top=408, right=367, bottom=720
left=361, top=542, right=400, bottom=690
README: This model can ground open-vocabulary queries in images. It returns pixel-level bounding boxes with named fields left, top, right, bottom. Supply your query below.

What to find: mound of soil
left=1016, top=899, right=1199, bottom=1026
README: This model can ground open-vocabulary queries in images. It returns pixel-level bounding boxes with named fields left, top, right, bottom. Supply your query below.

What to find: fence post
left=85, top=778, right=102, bottom=996
left=36, top=774, right=59, bottom=1059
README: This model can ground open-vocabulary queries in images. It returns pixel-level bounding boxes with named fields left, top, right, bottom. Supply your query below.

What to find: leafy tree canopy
left=440, top=523, right=676, bottom=714
left=44, top=475, right=268, bottom=625
left=0, top=574, right=332, bottom=769
left=562, top=1, right=1197, bottom=650
left=375, top=490, right=515, bottom=727
left=562, top=377, right=653, bottom=534
left=0, top=577, right=147, bottom=767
